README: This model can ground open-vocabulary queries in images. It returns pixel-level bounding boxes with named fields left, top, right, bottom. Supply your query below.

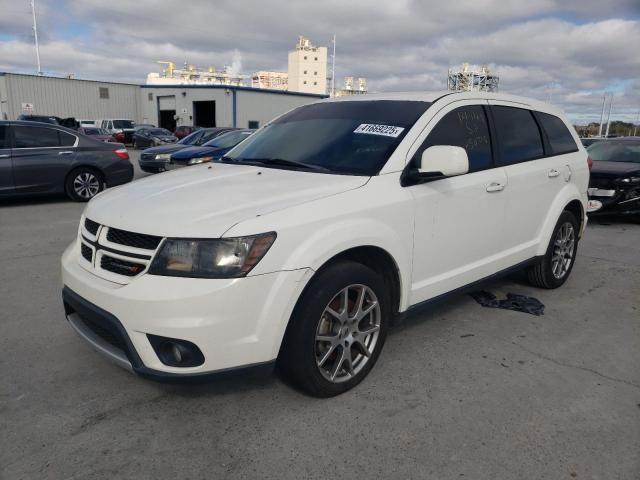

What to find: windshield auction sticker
left=353, top=124, right=405, bottom=138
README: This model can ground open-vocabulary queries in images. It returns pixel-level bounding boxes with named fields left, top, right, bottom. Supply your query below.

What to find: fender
left=535, top=183, right=586, bottom=256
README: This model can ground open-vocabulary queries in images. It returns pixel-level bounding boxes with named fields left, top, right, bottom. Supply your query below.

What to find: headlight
left=188, top=156, right=213, bottom=165
left=619, top=177, right=640, bottom=184
left=155, top=153, right=171, bottom=161
left=148, top=233, right=276, bottom=278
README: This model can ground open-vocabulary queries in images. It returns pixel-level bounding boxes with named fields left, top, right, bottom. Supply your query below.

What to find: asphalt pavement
left=1, top=151, right=639, bottom=479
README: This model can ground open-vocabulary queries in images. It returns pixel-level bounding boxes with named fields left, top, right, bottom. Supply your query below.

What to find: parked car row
left=139, top=128, right=253, bottom=172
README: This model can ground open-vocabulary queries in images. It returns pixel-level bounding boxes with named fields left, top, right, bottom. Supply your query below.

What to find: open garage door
left=158, top=96, right=176, bottom=131
left=193, top=101, right=216, bottom=127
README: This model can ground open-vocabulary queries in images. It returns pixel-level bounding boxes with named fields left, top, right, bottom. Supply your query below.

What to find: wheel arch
left=535, top=186, right=586, bottom=256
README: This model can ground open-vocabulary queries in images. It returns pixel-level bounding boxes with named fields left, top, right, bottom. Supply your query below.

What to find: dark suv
left=0, top=121, right=133, bottom=202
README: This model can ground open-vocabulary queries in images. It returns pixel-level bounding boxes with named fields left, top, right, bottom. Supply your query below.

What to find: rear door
left=0, top=124, right=13, bottom=194
left=11, top=124, right=78, bottom=194
left=488, top=102, right=558, bottom=260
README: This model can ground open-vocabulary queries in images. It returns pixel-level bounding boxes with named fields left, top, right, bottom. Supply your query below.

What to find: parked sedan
left=587, top=137, right=640, bottom=219
left=0, top=120, right=133, bottom=202
left=139, top=127, right=236, bottom=173
left=132, top=128, right=178, bottom=149
left=168, top=129, right=254, bottom=168
left=78, top=127, right=116, bottom=143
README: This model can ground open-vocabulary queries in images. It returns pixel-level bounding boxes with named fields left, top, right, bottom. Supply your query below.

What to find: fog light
left=147, top=334, right=205, bottom=367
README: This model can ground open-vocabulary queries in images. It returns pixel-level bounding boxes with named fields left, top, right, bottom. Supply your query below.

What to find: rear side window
left=0, top=125, right=7, bottom=149
left=415, top=105, right=493, bottom=173
left=536, top=112, right=578, bottom=155
left=492, top=106, right=544, bottom=165
left=13, top=126, right=60, bottom=148
left=59, top=131, right=76, bottom=146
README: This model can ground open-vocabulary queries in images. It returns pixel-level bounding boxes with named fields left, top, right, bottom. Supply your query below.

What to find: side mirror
left=419, top=145, right=469, bottom=178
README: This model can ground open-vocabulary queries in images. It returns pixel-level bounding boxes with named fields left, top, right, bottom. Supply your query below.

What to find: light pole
left=30, top=0, right=42, bottom=75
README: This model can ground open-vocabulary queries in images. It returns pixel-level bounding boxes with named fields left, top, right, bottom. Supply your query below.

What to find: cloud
left=0, top=0, right=638, bottom=123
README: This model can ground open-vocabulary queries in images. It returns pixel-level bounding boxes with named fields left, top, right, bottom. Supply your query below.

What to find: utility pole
left=604, top=95, right=613, bottom=137
left=330, top=34, right=336, bottom=97
left=597, top=94, right=607, bottom=137
left=30, top=0, right=42, bottom=75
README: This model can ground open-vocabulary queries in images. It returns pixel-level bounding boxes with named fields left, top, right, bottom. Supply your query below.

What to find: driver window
left=414, top=105, right=493, bottom=173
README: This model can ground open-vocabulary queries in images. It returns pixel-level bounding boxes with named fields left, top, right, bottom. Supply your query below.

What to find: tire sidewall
left=65, top=168, right=104, bottom=202
left=280, top=262, right=390, bottom=397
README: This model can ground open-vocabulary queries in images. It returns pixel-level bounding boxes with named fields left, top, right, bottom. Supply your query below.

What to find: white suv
left=61, top=92, right=589, bottom=397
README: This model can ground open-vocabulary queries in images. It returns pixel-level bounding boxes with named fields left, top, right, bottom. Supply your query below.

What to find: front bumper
left=587, top=184, right=640, bottom=215
left=61, top=241, right=311, bottom=379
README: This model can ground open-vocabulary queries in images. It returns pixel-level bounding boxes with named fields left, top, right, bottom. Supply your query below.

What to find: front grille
left=106, top=227, right=162, bottom=250
left=84, top=218, right=100, bottom=235
left=81, top=243, right=93, bottom=262
left=100, top=255, right=145, bottom=277
left=141, top=153, right=155, bottom=161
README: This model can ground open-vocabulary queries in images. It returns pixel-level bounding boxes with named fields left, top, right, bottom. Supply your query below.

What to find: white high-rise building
left=287, top=36, right=327, bottom=95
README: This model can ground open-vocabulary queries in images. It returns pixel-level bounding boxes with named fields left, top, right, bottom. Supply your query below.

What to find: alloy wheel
left=73, top=172, right=100, bottom=200
left=551, top=222, right=575, bottom=279
left=315, top=284, right=381, bottom=383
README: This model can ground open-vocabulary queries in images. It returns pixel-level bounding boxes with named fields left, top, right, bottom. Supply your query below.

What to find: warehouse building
left=0, top=72, right=326, bottom=131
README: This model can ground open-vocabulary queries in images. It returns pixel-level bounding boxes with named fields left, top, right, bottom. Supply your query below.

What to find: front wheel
left=278, top=261, right=389, bottom=397
left=527, top=210, right=579, bottom=288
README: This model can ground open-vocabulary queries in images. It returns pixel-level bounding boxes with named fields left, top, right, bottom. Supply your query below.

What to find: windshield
left=179, top=130, right=202, bottom=145
left=149, top=128, right=171, bottom=136
left=113, top=120, right=135, bottom=129
left=588, top=141, right=640, bottom=163
left=83, top=128, right=101, bottom=135
left=225, top=100, right=430, bottom=175
left=205, top=131, right=253, bottom=149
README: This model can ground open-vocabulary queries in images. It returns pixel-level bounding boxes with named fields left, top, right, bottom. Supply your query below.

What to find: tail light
left=114, top=148, right=129, bottom=160
left=587, top=155, right=593, bottom=171
left=114, top=132, right=125, bottom=142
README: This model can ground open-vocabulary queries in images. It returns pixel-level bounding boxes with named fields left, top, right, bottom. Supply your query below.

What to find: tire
left=65, top=167, right=104, bottom=202
left=527, top=210, right=579, bottom=289
left=278, top=261, right=390, bottom=397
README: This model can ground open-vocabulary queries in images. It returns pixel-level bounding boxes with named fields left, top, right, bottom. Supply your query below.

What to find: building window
left=313, top=82, right=317, bottom=85
left=99, top=87, right=109, bottom=99
left=248, top=120, right=259, bottom=129
left=314, top=71, right=317, bottom=75
left=314, top=57, right=318, bottom=61
left=304, top=56, right=307, bottom=60
left=303, top=70, right=307, bottom=74
left=303, top=81, right=307, bottom=85
left=148, top=92, right=153, bottom=101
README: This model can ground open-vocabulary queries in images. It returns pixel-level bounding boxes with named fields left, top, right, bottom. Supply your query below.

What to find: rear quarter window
left=536, top=112, right=578, bottom=155
left=492, top=106, right=544, bottom=165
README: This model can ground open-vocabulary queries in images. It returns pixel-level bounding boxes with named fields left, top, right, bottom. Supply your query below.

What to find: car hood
left=84, top=163, right=369, bottom=237
left=141, top=144, right=188, bottom=155
left=170, top=145, right=218, bottom=159
left=590, top=161, right=640, bottom=177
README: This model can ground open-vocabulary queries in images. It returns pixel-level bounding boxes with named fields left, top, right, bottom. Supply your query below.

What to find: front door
left=407, top=101, right=509, bottom=304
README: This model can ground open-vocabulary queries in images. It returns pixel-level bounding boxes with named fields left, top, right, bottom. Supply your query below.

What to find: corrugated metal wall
left=0, top=73, right=141, bottom=122
left=0, top=73, right=325, bottom=127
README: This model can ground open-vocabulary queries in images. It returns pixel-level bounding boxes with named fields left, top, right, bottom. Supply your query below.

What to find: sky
left=0, top=0, right=639, bottom=124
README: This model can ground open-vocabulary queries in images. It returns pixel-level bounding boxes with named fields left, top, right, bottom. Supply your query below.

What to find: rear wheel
left=278, top=261, right=389, bottom=397
left=65, top=168, right=104, bottom=202
left=527, top=210, right=579, bottom=288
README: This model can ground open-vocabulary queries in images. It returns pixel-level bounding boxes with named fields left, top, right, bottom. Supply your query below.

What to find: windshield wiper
left=241, top=158, right=331, bottom=172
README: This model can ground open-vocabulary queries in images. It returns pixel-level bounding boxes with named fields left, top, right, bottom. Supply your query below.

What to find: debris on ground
left=469, top=291, right=545, bottom=316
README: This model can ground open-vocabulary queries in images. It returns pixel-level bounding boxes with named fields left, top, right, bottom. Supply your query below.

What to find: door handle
left=548, top=169, right=560, bottom=178
left=58, top=151, right=74, bottom=155
left=486, top=182, right=505, bottom=193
